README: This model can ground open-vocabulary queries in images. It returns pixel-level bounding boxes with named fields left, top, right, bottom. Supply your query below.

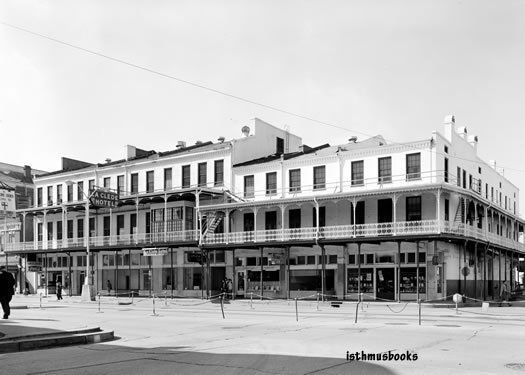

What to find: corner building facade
left=8, top=116, right=525, bottom=301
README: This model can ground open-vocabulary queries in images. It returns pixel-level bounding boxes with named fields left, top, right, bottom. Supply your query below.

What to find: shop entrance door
left=236, top=271, right=246, bottom=297
left=376, top=268, right=395, bottom=301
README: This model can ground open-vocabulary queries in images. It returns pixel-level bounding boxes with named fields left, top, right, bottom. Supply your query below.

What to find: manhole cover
left=436, top=324, right=461, bottom=328
left=506, top=363, right=525, bottom=371
left=385, top=322, right=408, bottom=325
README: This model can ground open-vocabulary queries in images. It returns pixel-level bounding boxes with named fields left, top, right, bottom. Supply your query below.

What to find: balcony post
left=260, top=246, right=264, bottom=300
left=483, top=244, right=487, bottom=300
left=286, top=246, right=291, bottom=300
left=254, top=207, right=259, bottom=242
left=43, top=211, right=47, bottom=250
left=416, top=240, right=420, bottom=301
left=164, top=194, right=167, bottom=242
left=397, top=241, right=401, bottom=302
left=225, top=210, right=230, bottom=244
left=62, top=208, right=67, bottom=249
left=352, top=198, right=357, bottom=238
left=436, top=189, right=441, bottom=233
left=393, top=193, right=397, bottom=235
left=280, top=204, right=285, bottom=241
left=357, top=242, right=361, bottom=298
left=109, top=208, right=113, bottom=245
left=474, top=242, right=478, bottom=300
left=504, top=249, right=507, bottom=284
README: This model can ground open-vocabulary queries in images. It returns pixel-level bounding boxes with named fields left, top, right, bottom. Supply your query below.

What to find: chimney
left=126, top=145, right=137, bottom=160
left=467, top=135, right=478, bottom=154
left=23, top=165, right=32, bottom=181
left=176, top=141, right=186, bottom=148
left=456, top=126, right=468, bottom=139
left=489, top=160, right=497, bottom=170
left=443, top=115, right=455, bottom=142
left=241, top=125, right=250, bottom=137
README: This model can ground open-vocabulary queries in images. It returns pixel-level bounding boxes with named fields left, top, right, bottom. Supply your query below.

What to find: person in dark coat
left=56, top=282, right=63, bottom=300
left=0, top=266, right=16, bottom=319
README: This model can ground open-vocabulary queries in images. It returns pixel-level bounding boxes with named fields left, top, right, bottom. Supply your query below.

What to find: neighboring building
left=0, top=162, right=46, bottom=292
left=6, top=116, right=525, bottom=301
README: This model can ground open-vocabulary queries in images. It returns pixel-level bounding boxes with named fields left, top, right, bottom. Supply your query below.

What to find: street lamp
left=65, top=180, right=95, bottom=301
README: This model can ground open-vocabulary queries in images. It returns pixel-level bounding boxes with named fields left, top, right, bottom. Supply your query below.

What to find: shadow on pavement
left=0, top=320, right=69, bottom=340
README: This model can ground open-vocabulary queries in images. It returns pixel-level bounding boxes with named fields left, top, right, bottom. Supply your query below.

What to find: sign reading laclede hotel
left=142, top=248, right=169, bottom=256
left=0, top=188, right=16, bottom=215
left=90, top=189, right=119, bottom=208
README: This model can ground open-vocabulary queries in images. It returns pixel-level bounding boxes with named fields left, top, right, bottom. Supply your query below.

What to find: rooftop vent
left=241, top=125, right=250, bottom=137
left=348, top=136, right=358, bottom=143
left=218, top=136, right=225, bottom=143
left=105, top=158, right=112, bottom=163
left=195, top=140, right=203, bottom=145
left=176, top=141, right=186, bottom=148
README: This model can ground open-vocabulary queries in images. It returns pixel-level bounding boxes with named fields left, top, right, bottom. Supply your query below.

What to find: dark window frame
left=289, top=169, right=301, bottom=193
left=265, top=172, right=277, bottom=196
left=313, top=166, right=326, bottom=190
left=198, top=162, right=207, bottom=187
left=378, top=157, right=392, bottom=184
left=406, top=153, right=421, bottom=181
left=244, top=175, right=254, bottom=198
left=214, top=160, right=224, bottom=187
left=351, top=160, right=364, bottom=186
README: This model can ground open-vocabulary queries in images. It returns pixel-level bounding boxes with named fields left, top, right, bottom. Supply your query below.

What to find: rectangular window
left=182, top=165, right=191, bottom=188
left=67, top=184, right=73, bottom=202
left=146, top=212, right=151, bottom=234
left=37, top=223, right=43, bottom=241
left=88, top=179, right=95, bottom=194
left=67, top=220, right=74, bottom=239
left=351, top=160, right=364, bottom=186
left=462, top=170, right=466, bottom=188
left=214, top=160, right=224, bottom=187
left=297, top=256, right=306, bottom=265
left=117, top=215, right=125, bottom=236
left=244, top=175, right=254, bottom=198
left=103, top=216, right=111, bottom=236
left=457, top=167, right=461, bottom=187
left=444, top=158, right=449, bottom=183
left=485, top=183, right=488, bottom=199
left=56, top=221, right=62, bottom=240
left=444, top=145, right=449, bottom=153
left=130, top=213, right=137, bottom=235
left=307, top=255, right=316, bottom=265
left=289, top=169, right=301, bottom=193
left=312, top=206, right=326, bottom=227
left=348, top=254, right=356, bottom=264
left=56, top=185, right=62, bottom=204
left=37, top=187, right=43, bottom=207
left=491, top=187, right=494, bottom=201
left=276, top=137, right=284, bottom=154
left=378, top=157, right=392, bottom=184
left=163, top=168, right=172, bottom=190
left=265, top=211, right=277, bottom=230
left=444, top=199, right=449, bottom=221
left=47, top=186, right=53, bottom=206
left=117, top=175, right=124, bottom=195
left=266, top=172, right=277, bottom=195
left=406, top=196, right=422, bottom=221
left=47, top=222, right=53, bottom=241
left=89, top=218, right=95, bottom=237
left=313, top=166, right=326, bottom=190
left=77, top=182, right=84, bottom=201
left=103, top=177, right=111, bottom=189
left=406, top=153, right=421, bottom=180
left=469, top=174, right=472, bottom=189
left=77, top=218, right=84, bottom=238
left=131, top=173, right=139, bottom=194
left=289, top=209, right=301, bottom=229
left=198, top=162, right=207, bottom=187
left=146, top=171, right=154, bottom=193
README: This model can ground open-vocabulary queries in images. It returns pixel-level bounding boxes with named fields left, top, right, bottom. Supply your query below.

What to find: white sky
left=1, top=0, right=524, bottom=197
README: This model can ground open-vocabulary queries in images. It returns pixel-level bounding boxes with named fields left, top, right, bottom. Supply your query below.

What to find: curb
left=0, top=327, right=114, bottom=354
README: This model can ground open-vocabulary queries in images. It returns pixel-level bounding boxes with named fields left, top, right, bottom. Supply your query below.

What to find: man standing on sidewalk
left=0, top=266, right=16, bottom=319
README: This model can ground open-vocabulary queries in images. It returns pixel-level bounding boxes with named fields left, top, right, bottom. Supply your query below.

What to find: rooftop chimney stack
left=467, top=135, right=478, bottom=154
left=241, top=125, right=250, bottom=137
left=489, top=160, right=497, bottom=170
left=176, top=141, right=186, bottom=148
left=23, top=165, right=32, bottom=181
left=456, top=126, right=468, bottom=139
left=443, top=115, right=455, bottom=142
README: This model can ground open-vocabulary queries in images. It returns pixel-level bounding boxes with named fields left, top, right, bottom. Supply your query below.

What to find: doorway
left=376, top=268, right=395, bottom=301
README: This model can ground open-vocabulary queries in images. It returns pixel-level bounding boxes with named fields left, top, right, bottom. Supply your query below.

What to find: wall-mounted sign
left=0, top=222, right=21, bottom=232
left=142, top=247, right=168, bottom=256
left=187, top=252, right=205, bottom=264
left=90, top=189, right=119, bottom=208
left=0, top=188, right=16, bottom=216
left=28, top=266, right=43, bottom=272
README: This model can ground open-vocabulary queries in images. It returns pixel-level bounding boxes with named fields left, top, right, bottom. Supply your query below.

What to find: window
left=265, top=211, right=277, bottom=230
left=37, top=223, right=43, bottom=241
left=406, top=196, right=422, bottom=221
left=444, top=158, right=449, bottom=183
left=56, top=185, right=62, bottom=204
left=444, top=199, right=449, bottom=221
left=377, top=199, right=392, bottom=223
left=130, top=213, right=137, bottom=235
left=491, top=187, right=494, bottom=201
left=47, top=222, right=53, bottom=241
left=276, top=137, right=284, bottom=154
left=182, top=165, right=191, bottom=188
left=306, top=255, right=315, bottom=265
left=67, top=220, right=73, bottom=239
left=131, top=173, right=139, bottom=194
left=117, top=175, right=124, bottom=195
left=378, top=157, right=392, bottom=184
left=297, top=256, right=306, bottom=265
left=103, top=177, right=111, bottom=189
left=313, top=166, right=326, bottom=190
left=289, top=209, right=301, bottom=228
left=88, top=179, right=95, bottom=194
left=462, top=170, right=466, bottom=189
left=348, top=254, right=356, bottom=264
left=77, top=181, right=84, bottom=201
left=117, top=215, right=125, bottom=236
left=266, top=172, right=277, bottom=195
left=214, top=160, right=224, bottom=187
left=103, top=216, right=111, bottom=236
left=57, top=221, right=62, bottom=240
left=478, top=179, right=482, bottom=194
left=351, top=160, right=364, bottom=186
left=244, top=175, right=254, bottom=198
left=478, top=167, right=482, bottom=174
left=351, top=201, right=365, bottom=225
left=67, top=184, right=73, bottom=202
left=37, top=187, right=42, bottom=207
left=444, top=145, right=449, bottom=154
left=485, top=183, right=488, bottom=199
left=469, top=174, right=472, bottom=189
left=457, top=167, right=461, bottom=187
left=89, top=218, right=95, bottom=237
left=289, top=169, right=301, bottom=192
left=406, top=153, right=421, bottom=180
left=146, top=171, right=154, bottom=193
left=312, top=206, right=326, bottom=227
left=77, top=218, right=84, bottom=238
left=366, top=254, right=374, bottom=264
left=47, top=186, right=53, bottom=206
left=198, top=162, right=207, bottom=187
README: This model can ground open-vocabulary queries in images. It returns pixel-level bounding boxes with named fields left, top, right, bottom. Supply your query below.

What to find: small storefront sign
left=90, top=189, right=119, bottom=208
left=0, top=221, right=21, bottom=232
left=142, top=247, right=168, bottom=256
left=0, top=188, right=16, bottom=216
left=28, top=265, right=43, bottom=272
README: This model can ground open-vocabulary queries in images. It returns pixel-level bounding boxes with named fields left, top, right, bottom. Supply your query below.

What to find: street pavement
left=1, top=294, right=525, bottom=374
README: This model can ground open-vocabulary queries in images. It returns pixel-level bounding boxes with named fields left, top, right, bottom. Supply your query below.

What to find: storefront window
left=183, top=267, right=202, bottom=290
left=399, top=267, right=426, bottom=293
left=347, top=268, right=373, bottom=293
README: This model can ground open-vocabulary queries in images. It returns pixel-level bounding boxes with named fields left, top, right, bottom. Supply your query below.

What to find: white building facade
left=7, top=116, right=525, bottom=301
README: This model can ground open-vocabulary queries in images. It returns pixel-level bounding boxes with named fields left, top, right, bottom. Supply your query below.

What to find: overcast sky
left=1, top=0, right=524, bottom=196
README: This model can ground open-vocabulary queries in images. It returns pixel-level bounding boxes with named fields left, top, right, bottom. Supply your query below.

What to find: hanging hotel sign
left=90, top=189, right=119, bottom=208
left=142, top=247, right=169, bottom=256
left=0, top=188, right=16, bottom=216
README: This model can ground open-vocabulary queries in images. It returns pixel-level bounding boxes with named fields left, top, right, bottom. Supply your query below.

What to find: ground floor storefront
left=11, top=239, right=524, bottom=301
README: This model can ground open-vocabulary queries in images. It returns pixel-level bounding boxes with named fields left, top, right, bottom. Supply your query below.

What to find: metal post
left=115, top=250, right=119, bottom=296
left=232, top=248, right=236, bottom=300
left=250, top=292, right=253, bottom=309
left=287, top=246, right=291, bottom=300
left=170, top=247, right=174, bottom=298
left=321, top=244, right=326, bottom=302
left=357, top=243, right=361, bottom=299
left=416, top=241, right=420, bottom=302
left=39, top=292, right=42, bottom=309
left=474, top=243, right=478, bottom=300
left=220, top=293, right=225, bottom=319
left=295, top=297, right=298, bottom=322
left=418, top=299, right=422, bottom=325
left=397, top=241, right=401, bottom=302
left=152, top=293, right=156, bottom=316
left=97, top=293, right=101, bottom=313
left=260, top=247, right=264, bottom=300
left=354, top=300, right=359, bottom=323
left=316, top=292, right=320, bottom=311
left=148, top=256, right=152, bottom=298
left=483, top=244, right=487, bottom=300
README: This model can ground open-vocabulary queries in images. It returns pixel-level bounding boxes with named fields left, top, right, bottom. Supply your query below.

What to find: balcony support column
left=416, top=240, right=420, bottom=301
left=232, top=248, right=235, bottom=300
left=109, top=208, right=113, bottom=245
left=357, top=242, right=361, bottom=299
left=352, top=198, right=357, bottom=238
left=43, top=211, right=47, bottom=249
left=22, top=212, right=27, bottom=244
left=68, top=252, right=72, bottom=297
left=135, top=197, right=139, bottom=245
left=62, top=208, right=67, bottom=248
left=164, top=194, right=167, bottom=242
left=397, top=241, right=401, bottom=302
left=320, top=244, right=326, bottom=302
left=115, top=250, right=118, bottom=295
left=225, top=210, right=230, bottom=244
left=491, top=248, right=495, bottom=300
left=463, top=240, right=467, bottom=297
left=253, top=207, right=259, bottom=242
left=260, top=246, right=264, bottom=300
left=499, top=248, right=502, bottom=294
left=436, top=189, right=441, bottom=233
left=474, top=242, right=478, bottom=299
left=286, top=246, right=291, bottom=300
left=393, top=194, right=397, bottom=235
left=280, top=205, right=285, bottom=241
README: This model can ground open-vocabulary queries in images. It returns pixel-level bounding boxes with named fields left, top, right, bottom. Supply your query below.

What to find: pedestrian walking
left=106, top=280, right=112, bottom=295
left=56, top=282, right=63, bottom=300
left=0, top=266, right=16, bottom=319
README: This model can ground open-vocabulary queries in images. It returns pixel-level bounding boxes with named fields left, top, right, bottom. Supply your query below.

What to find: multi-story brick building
left=7, top=116, right=524, bottom=301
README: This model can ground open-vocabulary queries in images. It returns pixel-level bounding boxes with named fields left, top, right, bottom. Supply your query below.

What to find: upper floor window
left=313, top=166, right=326, bottom=190
left=457, top=167, right=461, bottom=187
left=406, top=153, right=421, bottom=181
left=47, top=186, right=53, bottom=206
left=444, top=158, right=449, bottom=183
left=244, top=175, right=254, bottom=198
left=266, top=172, right=277, bottom=195
left=198, top=162, right=207, bottom=187
left=214, top=160, right=224, bottom=187
left=164, top=168, right=172, bottom=191
left=276, top=137, right=284, bottom=154
left=406, top=196, right=422, bottom=221
left=88, top=179, right=95, bottom=194
left=462, top=170, right=466, bottom=189
left=485, top=183, right=488, bottom=199
left=37, top=187, right=43, bottom=207
left=444, top=145, right=449, bottom=154
left=289, top=169, right=301, bottom=193
left=378, top=157, right=392, bottom=184
left=103, top=177, right=111, bottom=189
left=77, top=181, right=84, bottom=200
left=182, top=165, right=191, bottom=188
left=56, top=185, right=62, bottom=204
left=469, top=174, right=473, bottom=190
left=130, top=173, right=139, bottom=194
left=117, top=175, right=125, bottom=195
left=146, top=171, right=154, bottom=193
left=351, top=160, right=364, bottom=186
left=491, top=187, right=494, bottom=201
left=67, top=184, right=73, bottom=202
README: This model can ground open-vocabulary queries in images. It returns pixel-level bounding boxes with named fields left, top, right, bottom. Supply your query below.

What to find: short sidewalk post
left=97, top=293, right=101, bottom=313
left=131, top=291, right=134, bottom=305
left=250, top=292, right=253, bottom=309
left=418, top=299, right=421, bottom=326
left=355, top=301, right=360, bottom=324
left=295, top=297, right=299, bottom=322
left=316, top=293, right=320, bottom=311
left=220, top=293, right=225, bottom=319
left=39, top=292, right=42, bottom=309
left=152, top=293, right=156, bottom=316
